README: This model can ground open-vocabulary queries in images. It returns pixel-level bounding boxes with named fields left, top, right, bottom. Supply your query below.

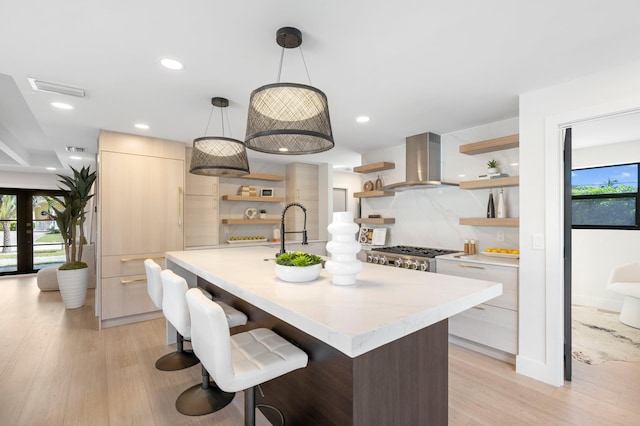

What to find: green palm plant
left=52, top=166, right=97, bottom=269
left=0, top=195, right=17, bottom=253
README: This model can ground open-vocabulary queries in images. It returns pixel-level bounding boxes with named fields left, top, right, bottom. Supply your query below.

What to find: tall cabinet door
left=100, top=151, right=184, bottom=255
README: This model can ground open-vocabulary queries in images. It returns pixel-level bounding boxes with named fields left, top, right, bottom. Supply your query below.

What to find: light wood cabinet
left=184, top=147, right=219, bottom=248
left=98, top=131, right=185, bottom=328
left=286, top=163, right=319, bottom=240
left=436, top=257, right=519, bottom=358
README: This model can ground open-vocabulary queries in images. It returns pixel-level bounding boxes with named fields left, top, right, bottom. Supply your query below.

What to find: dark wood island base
left=200, top=277, right=448, bottom=426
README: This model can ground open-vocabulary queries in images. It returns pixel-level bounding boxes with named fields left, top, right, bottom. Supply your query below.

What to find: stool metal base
left=155, top=349, right=199, bottom=371
left=175, top=381, right=235, bottom=416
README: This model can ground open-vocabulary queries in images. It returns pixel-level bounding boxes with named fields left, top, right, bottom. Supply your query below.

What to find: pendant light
left=244, top=27, right=334, bottom=155
left=190, top=97, right=250, bottom=177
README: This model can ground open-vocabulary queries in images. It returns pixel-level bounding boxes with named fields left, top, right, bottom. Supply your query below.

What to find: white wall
left=571, top=139, right=640, bottom=311
left=0, top=170, right=59, bottom=189
left=332, top=170, right=361, bottom=219
left=360, top=118, right=519, bottom=252
left=519, top=59, right=640, bottom=386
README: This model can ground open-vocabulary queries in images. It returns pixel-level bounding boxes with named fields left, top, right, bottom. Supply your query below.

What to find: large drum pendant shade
left=244, top=82, right=334, bottom=154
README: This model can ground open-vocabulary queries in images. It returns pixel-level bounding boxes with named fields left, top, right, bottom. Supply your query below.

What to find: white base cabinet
left=436, top=256, right=519, bottom=358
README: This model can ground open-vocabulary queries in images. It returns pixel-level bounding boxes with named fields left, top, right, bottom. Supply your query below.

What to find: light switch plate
left=532, top=233, right=544, bottom=249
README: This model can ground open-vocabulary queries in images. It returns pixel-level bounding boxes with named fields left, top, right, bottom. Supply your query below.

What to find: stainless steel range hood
left=384, top=132, right=458, bottom=191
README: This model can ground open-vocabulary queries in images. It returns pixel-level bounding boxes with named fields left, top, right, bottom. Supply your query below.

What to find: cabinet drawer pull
left=120, top=278, right=146, bottom=284
left=472, top=305, right=486, bottom=310
left=459, top=264, right=485, bottom=269
left=120, top=256, right=164, bottom=263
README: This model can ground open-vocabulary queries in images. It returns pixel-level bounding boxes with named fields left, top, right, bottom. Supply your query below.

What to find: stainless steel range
left=365, top=245, right=459, bottom=272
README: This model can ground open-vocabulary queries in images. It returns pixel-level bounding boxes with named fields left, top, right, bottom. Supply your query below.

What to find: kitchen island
left=166, top=246, right=502, bottom=425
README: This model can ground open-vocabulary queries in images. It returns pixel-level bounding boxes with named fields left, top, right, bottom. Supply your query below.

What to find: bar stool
left=185, top=288, right=308, bottom=426
left=160, top=269, right=248, bottom=416
left=144, top=259, right=199, bottom=371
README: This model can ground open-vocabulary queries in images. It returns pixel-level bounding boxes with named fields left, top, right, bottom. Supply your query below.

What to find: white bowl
left=275, top=263, right=322, bottom=283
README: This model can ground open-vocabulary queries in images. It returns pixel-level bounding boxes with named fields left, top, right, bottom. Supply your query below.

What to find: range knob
left=420, top=261, right=429, bottom=272
left=395, top=258, right=404, bottom=268
left=404, top=259, right=412, bottom=269
left=379, top=256, right=387, bottom=265
left=367, top=254, right=374, bottom=263
left=372, top=255, right=380, bottom=264
left=411, top=260, right=419, bottom=270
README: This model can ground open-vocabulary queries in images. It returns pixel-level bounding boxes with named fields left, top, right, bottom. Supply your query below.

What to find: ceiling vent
left=28, top=77, right=86, bottom=98
left=65, top=146, right=85, bottom=153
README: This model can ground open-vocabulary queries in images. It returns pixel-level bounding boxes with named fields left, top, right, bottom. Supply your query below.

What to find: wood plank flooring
left=1, top=275, right=639, bottom=425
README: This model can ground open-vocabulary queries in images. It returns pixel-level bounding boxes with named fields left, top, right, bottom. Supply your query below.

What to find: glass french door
left=0, top=189, right=64, bottom=275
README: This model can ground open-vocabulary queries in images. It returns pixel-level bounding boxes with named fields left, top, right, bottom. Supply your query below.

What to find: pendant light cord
left=276, top=37, right=313, bottom=85
left=203, top=104, right=233, bottom=138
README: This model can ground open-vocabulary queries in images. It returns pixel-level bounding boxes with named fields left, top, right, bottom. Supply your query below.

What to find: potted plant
left=52, top=165, right=97, bottom=309
left=259, top=209, right=267, bottom=219
left=275, top=251, right=323, bottom=282
left=487, top=159, right=499, bottom=174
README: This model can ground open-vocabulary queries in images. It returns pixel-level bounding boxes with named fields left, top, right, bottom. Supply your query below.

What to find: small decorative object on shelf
left=375, top=174, right=383, bottom=190
left=487, top=159, right=499, bottom=174
left=496, top=188, right=506, bottom=218
left=363, top=180, right=374, bottom=191
left=259, top=209, right=267, bottom=219
left=325, top=212, right=363, bottom=286
left=487, top=189, right=495, bottom=218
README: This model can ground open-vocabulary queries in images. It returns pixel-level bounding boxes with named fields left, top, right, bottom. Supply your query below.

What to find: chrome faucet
left=278, top=202, right=308, bottom=257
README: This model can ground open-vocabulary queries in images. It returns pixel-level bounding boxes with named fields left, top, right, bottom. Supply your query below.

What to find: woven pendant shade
left=245, top=83, right=334, bottom=154
left=244, top=27, right=334, bottom=155
left=190, top=136, right=250, bottom=177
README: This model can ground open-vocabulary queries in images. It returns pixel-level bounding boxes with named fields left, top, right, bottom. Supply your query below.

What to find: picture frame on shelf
left=260, top=188, right=274, bottom=197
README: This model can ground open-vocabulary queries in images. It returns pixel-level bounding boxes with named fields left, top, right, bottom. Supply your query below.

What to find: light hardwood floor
left=1, top=275, right=639, bottom=425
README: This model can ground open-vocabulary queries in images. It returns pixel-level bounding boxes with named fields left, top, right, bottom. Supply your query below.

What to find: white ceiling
left=1, top=1, right=640, bottom=175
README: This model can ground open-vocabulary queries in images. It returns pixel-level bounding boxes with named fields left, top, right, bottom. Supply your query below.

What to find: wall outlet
left=496, top=231, right=504, bottom=242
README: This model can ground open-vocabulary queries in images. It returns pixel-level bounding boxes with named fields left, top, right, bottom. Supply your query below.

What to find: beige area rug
left=572, top=305, right=640, bottom=365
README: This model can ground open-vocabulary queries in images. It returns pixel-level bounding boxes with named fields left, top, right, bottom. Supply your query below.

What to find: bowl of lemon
left=483, top=248, right=520, bottom=258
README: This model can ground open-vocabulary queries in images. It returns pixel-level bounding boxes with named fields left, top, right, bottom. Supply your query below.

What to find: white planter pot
left=275, top=263, right=322, bottom=283
left=57, top=267, right=89, bottom=309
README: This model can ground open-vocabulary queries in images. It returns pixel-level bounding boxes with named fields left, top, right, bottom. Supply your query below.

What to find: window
left=571, top=163, right=639, bottom=229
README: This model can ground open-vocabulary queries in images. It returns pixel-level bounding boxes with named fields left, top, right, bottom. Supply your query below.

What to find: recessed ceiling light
left=135, top=123, right=150, bottom=129
left=278, top=147, right=289, bottom=152
left=51, top=102, right=73, bottom=110
left=70, top=156, right=82, bottom=160
left=160, top=58, right=183, bottom=70
left=356, top=116, right=370, bottom=123
left=46, top=167, right=56, bottom=171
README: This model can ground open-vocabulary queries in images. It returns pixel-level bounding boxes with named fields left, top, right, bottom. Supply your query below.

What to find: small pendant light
left=190, top=97, right=250, bottom=177
left=244, top=27, right=334, bottom=155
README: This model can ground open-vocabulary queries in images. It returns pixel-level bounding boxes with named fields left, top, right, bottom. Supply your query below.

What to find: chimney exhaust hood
left=384, top=132, right=458, bottom=191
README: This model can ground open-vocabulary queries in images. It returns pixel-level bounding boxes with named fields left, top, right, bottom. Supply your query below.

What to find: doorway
left=0, top=189, right=64, bottom=275
left=563, top=110, right=640, bottom=379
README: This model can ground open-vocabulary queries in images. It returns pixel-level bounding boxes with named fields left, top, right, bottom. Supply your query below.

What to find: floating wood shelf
left=459, top=176, right=519, bottom=189
left=221, top=218, right=281, bottom=225
left=459, top=217, right=519, bottom=227
left=353, top=190, right=395, bottom=198
left=228, top=173, right=284, bottom=181
left=354, top=218, right=396, bottom=224
left=459, top=134, right=519, bottom=155
left=221, top=195, right=284, bottom=202
left=353, top=162, right=395, bottom=174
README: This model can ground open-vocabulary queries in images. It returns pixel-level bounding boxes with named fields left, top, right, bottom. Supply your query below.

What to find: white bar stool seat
left=186, top=288, right=308, bottom=426
left=144, top=259, right=199, bottom=371
left=161, top=269, right=248, bottom=416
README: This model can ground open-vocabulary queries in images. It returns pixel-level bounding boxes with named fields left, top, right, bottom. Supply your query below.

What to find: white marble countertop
left=436, top=252, right=520, bottom=267
left=166, top=246, right=502, bottom=358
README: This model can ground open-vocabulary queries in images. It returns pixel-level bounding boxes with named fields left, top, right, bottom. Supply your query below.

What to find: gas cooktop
left=372, top=245, right=458, bottom=258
